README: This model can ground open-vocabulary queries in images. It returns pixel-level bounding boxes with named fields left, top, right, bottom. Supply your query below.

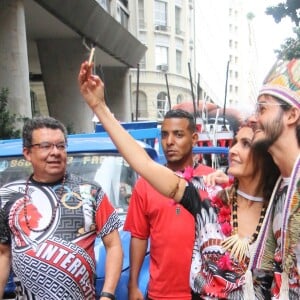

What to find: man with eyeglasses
left=250, top=58, right=300, bottom=299
left=0, top=116, right=123, bottom=300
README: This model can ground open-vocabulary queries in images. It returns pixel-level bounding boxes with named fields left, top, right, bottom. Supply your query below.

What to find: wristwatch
left=100, top=291, right=116, bottom=300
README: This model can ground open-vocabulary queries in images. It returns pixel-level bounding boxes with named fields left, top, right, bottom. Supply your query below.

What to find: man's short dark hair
left=22, top=116, right=68, bottom=148
left=164, top=109, right=196, bottom=133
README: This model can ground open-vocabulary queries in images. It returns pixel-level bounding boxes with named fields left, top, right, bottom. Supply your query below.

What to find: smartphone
left=88, top=47, right=95, bottom=66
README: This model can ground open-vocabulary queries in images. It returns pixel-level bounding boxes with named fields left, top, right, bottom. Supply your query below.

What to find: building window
left=229, top=40, right=232, bottom=48
left=175, top=6, right=182, bottom=34
left=176, top=94, right=183, bottom=104
left=98, top=0, right=110, bottom=12
left=119, top=0, right=128, bottom=7
left=138, top=0, right=146, bottom=29
left=235, top=86, right=238, bottom=93
left=235, top=71, right=238, bottom=78
left=176, top=50, right=182, bottom=74
left=30, top=90, right=40, bottom=116
left=117, top=3, right=129, bottom=28
left=157, top=91, right=168, bottom=118
left=139, top=54, right=146, bottom=69
left=155, top=46, right=168, bottom=71
left=154, top=0, right=167, bottom=27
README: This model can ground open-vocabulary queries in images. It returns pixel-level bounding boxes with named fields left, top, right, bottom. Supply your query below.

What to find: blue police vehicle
left=0, top=121, right=160, bottom=299
left=0, top=120, right=229, bottom=299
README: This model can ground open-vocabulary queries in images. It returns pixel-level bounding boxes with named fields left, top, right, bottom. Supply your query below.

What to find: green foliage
left=275, top=27, right=300, bottom=59
left=0, top=88, right=24, bottom=139
left=266, top=0, right=300, bottom=26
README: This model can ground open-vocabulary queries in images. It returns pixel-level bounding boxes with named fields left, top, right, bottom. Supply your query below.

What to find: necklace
left=237, top=189, right=263, bottom=202
left=221, top=187, right=266, bottom=262
left=23, top=174, right=66, bottom=232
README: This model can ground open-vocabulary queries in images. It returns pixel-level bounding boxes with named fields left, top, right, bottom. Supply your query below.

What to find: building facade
left=128, top=0, right=196, bottom=121
left=1, top=0, right=260, bottom=134
left=128, top=0, right=260, bottom=122
left=227, top=0, right=259, bottom=111
left=0, top=0, right=145, bottom=133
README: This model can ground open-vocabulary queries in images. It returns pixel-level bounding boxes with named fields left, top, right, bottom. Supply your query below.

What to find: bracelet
left=100, top=291, right=116, bottom=300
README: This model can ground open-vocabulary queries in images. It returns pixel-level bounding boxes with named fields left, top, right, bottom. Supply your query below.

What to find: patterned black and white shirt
left=0, top=173, right=122, bottom=300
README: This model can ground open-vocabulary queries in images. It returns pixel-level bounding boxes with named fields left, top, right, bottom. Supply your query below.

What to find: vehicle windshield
left=0, top=153, right=137, bottom=214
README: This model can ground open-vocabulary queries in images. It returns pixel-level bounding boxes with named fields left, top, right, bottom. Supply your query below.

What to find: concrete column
left=37, top=38, right=94, bottom=133
left=0, top=0, right=31, bottom=117
left=100, top=67, right=132, bottom=122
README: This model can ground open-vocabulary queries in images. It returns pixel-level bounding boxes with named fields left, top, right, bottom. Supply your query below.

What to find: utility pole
left=223, top=59, right=230, bottom=127
left=188, top=62, right=197, bottom=123
left=135, top=63, right=140, bottom=121
left=165, top=73, right=171, bottom=110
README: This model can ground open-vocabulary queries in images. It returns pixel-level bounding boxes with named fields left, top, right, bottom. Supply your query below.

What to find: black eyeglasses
left=29, top=142, right=67, bottom=151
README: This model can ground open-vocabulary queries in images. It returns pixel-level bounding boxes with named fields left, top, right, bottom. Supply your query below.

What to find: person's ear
left=23, top=147, right=32, bottom=162
left=287, top=107, right=300, bottom=125
left=192, top=132, right=198, bottom=147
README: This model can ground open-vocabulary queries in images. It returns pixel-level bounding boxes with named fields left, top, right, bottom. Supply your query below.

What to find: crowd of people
left=78, top=55, right=300, bottom=300
left=0, top=54, right=299, bottom=300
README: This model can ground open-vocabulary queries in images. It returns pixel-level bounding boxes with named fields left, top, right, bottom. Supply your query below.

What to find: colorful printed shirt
left=181, top=180, right=272, bottom=299
left=270, top=178, right=300, bottom=299
left=0, top=173, right=122, bottom=300
left=252, top=157, right=300, bottom=300
left=272, top=180, right=300, bottom=299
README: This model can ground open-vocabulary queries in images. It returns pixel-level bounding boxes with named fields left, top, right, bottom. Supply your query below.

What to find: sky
left=246, top=0, right=295, bottom=84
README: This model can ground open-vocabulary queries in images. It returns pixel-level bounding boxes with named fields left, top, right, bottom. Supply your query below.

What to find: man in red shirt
left=124, top=109, right=214, bottom=300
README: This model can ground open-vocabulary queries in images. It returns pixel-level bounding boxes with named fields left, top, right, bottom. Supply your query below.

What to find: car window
left=0, top=153, right=138, bottom=214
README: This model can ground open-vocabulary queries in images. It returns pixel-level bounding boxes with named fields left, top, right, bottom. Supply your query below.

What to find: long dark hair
left=251, top=140, right=280, bottom=201
left=222, top=123, right=280, bottom=204
left=240, top=123, right=280, bottom=201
